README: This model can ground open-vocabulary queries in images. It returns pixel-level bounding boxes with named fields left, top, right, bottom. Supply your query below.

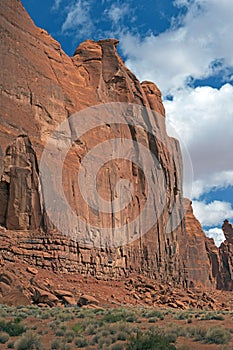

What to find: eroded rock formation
left=0, top=135, right=43, bottom=230
left=0, top=0, right=232, bottom=306
left=183, top=199, right=220, bottom=289
left=218, top=220, right=233, bottom=290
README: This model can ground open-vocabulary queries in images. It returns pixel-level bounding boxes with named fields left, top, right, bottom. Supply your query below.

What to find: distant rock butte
left=218, top=220, right=233, bottom=290
left=0, top=0, right=232, bottom=306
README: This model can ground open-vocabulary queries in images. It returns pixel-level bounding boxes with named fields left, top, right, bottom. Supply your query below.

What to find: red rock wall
left=0, top=0, right=231, bottom=291
left=218, top=220, right=233, bottom=290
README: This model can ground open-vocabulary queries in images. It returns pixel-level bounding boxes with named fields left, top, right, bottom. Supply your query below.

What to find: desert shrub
left=58, top=312, right=73, bottom=322
left=164, top=329, right=178, bottom=343
left=74, top=337, right=88, bottom=347
left=148, top=318, right=157, bottom=323
left=15, top=313, right=27, bottom=320
left=199, top=312, right=225, bottom=321
left=116, top=332, right=127, bottom=341
left=51, top=339, right=60, bottom=349
left=100, top=329, right=109, bottom=337
left=64, top=330, right=74, bottom=343
left=97, top=335, right=113, bottom=347
left=163, top=325, right=184, bottom=338
left=90, top=335, right=99, bottom=345
left=16, top=331, right=43, bottom=350
left=142, top=310, right=163, bottom=319
left=60, top=325, right=67, bottom=331
left=0, top=331, right=9, bottom=343
left=109, top=325, right=118, bottom=335
left=7, top=341, right=15, bottom=348
left=41, top=312, right=51, bottom=320
left=0, top=319, right=26, bottom=336
left=189, top=326, right=207, bottom=341
left=60, top=344, right=71, bottom=350
left=72, top=323, right=83, bottom=334
left=174, top=312, right=190, bottom=320
left=55, top=328, right=65, bottom=337
left=126, top=314, right=137, bottom=323
left=127, top=331, right=177, bottom=350
left=85, top=324, right=97, bottom=335
left=110, top=343, right=125, bottom=350
left=205, top=327, right=231, bottom=344
left=103, top=311, right=125, bottom=323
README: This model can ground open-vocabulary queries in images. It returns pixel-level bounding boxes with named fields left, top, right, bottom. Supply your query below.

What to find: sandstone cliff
left=218, top=220, right=233, bottom=290
left=0, top=0, right=232, bottom=305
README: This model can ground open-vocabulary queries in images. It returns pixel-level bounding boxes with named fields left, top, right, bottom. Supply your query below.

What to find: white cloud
left=205, top=227, right=225, bottom=247
left=191, top=171, right=233, bottom=199
left=61, top=0, right=93, bottom=38
left=106, top=3, right=130, bottom=25
left=164, top=84, right=233, bottom=198
left=120, top=0, right=233, bottom=94
left=52, top=0, right=62, bottom=11
left=192, top=200, right=233, bottom=227
left=117, top=0, right=233, bottom=201
left=174, top=0, right=191, bottom=7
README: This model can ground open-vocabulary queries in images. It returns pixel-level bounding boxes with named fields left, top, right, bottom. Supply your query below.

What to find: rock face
left=183, top=199, right=220, bottom=289
left=0, top=0, right=232, bottom=299
left=218, top=220, right=233, bottom=291
left=0, top=135, right=43, bottom=230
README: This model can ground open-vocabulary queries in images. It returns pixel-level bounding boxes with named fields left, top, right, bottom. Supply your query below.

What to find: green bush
left=0, top=319, right=26, bottom=336
left=110, top=343, right=125, bottom=350
left=90, top=334, right=99, bottom=345
left=16, top=331, right=43, bottom=350
left=199, top=312, right=225, bottom=321
left=126, top=315, right=137, bottom=323
left=72, top=323, right=83, bottom=334
left=65, top=330, right=74, bottom=343
left=85, top=325, right=96, bottom=335
left=97, top=335, right=114, bottom=347
left=127, top=331, right=177, bottom=350
left=55, top=328, right=65, bottom=337
left=7, top=341, right=15, bottom=348
left=103, top=312, right=125, bottom=323
left=74, top=337, right=88, bottom=347
left=205, top=327, right=231, bottom=344
left=148, top=318, right=157, bottom=323
left=192, top=327, right=207, bottom=341
left=142, top=310, right=163, bottom=319
left=51, top=339, right=60, bottom=349
left=174, top=312, right=190, bottom=320
left=116, top=332, right=127, bottom=341
left=0, top=331, right=9, bottom=343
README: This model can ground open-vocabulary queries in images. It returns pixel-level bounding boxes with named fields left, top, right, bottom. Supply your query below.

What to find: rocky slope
left=0, top=0, right=232, bottom=306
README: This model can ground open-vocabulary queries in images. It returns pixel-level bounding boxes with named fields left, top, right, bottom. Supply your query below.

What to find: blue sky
left=21, top=0, right=233, bottom=246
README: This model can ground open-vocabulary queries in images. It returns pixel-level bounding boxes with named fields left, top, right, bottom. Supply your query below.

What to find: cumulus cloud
left=61, top=0, right=93, bottom=38
left=192, top=200, right=233, bottom=227
left=164, top=84, right=233, bottom=198
left=205, top=227, right=225, bottom=247
left=120, top=0, right=233, bottom=94
left=118, top=0, right=233, bottom=201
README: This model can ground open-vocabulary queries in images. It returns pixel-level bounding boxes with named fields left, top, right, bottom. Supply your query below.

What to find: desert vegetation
left=0, top=305, right=232, bottom=349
